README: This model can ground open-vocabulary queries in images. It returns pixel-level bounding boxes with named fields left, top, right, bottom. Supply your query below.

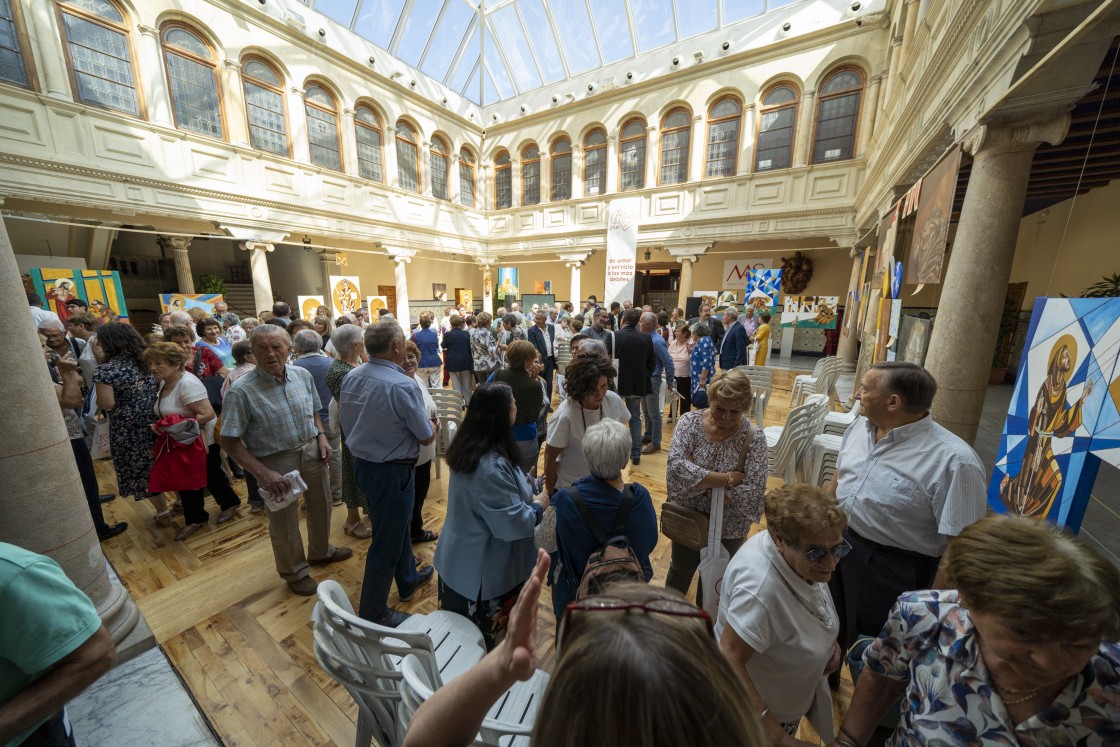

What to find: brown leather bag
left=660, top=423, right=756, bottom=550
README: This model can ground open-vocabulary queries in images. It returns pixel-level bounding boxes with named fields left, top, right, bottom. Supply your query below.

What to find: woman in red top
left=164, top=325, right=229, bottom=378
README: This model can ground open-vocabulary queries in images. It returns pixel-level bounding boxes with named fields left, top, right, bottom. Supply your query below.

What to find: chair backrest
left=768, top=396, right=824, bottom=470
left=429, top=388, right=465, bottom=411
left=811, top=356, right=831, bottom=377
left=735, top=365, right=773, bottom=422
left=429, top=388, right=464, bottom=456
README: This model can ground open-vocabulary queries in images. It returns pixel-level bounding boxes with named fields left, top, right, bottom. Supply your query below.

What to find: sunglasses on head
left=559, top=596, right=713, bottom=653
left=801, top=538, right=852, bottom=563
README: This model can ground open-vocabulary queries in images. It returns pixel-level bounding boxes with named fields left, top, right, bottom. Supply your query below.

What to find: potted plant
left=198, top=274, right=226, bottom=295
left=1081, top=273, right=1120, bottom=298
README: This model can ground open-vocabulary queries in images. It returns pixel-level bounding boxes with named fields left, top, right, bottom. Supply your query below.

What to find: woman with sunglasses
left=404, top=549, right=765, bottom=747
left=718, top=484, right=848, bottom=746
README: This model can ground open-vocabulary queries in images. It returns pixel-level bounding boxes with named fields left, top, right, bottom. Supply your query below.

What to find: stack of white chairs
left=312, top=580, right=486, bottom=747
left=428, top=388, right=465, bottom=478
left=398, top=653, right=549, bottom=746
left=823, top=399, right=861, bottom=436
left=807, top=433, right=845, bottom=487
left=735, top=365, right=773, bottom=423
left=789, top=357, right=842, bottom=408
left=764, top=394, right=830, bottom=484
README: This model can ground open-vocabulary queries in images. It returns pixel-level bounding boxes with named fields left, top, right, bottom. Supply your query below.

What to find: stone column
left=688, top=115, right=705, bottom=180
left=792, top=90, right=817, bottom=167
left=644, top=126, right=658, bottom=187
left=899, top=0, right=921, bottom=72
left=241, top=242, right=276, bottom=314
left=319, top=251, right=337, bottom=297
left=289, top=88, right=311, bottom=163
left=856, top=75, right=883, bottom=157
left=571, top=144, right=584, bottom=198
left=390, top=250, right=416, bottom=332
left=883, top=37, right=903, bottom=107
left=676, top=256, right=697, bottom=310
left=478, top=164, right=490, bottom=210
left=540, top=152, right=551, bottom=203
left=25, top=1, right=71, bottom=98
left=221, top=60, right=250, bottom=147
left=479, top=264, right=494, bottom=315
left=836, top=248, right=863, bottom=368
left=738, top=104, right=756, bottom=176
left=340, top=109, right=359, bottom=178
left=925, top=117, right=1069, bottom=443
left=559, top=252, right=591, bottom=305
left=420, top=141, right=432, bottom=197
left=606, top=136, right=619, bottom=192
left=0, top=211, right=139, bottom=644
left=137, top=26, right=173, bottom=127
left=158, top=236, right=194, bottom=293
left=450, top=155, right=462, bottom=205
left=511, top=159, right=522, bottom=207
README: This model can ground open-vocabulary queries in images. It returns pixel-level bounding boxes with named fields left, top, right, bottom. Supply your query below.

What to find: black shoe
left=631, top=456, right=641, bottom=466
left=399, top=566, right=434, bottom=602
left=374, top=608, right=411, bottom=628
left=97, top=522, right=128, bottom=541
left=99, top=494, right=117, bottom=503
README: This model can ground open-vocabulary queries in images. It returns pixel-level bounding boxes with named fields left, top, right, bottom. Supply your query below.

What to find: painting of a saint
left=999, top=337, right=1093, bottom=519
left=46, top=279, right=77, bottom=322
left=330, top=276, right=361, bottom=316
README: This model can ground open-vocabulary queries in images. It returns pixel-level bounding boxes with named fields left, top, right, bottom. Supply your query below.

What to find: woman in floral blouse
left=836, top=514, right=1120, bottom=747
left=664, top=368, right=767, bottom=607
left=689, top=322, right=716, bottom=408
left=469, top=312, right=499, bottom=384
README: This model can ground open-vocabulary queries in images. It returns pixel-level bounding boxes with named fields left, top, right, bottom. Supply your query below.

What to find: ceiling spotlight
left=409, top=79, right=416, bottom=87
left=520, top=105, right=527, bottom=113
left=367, top=56, right=376, bottom=66
left=317, top=27, right=326, bottom=37
left=257, top=0, right=265, bottom=4
left=671, top=56, right=680, bottom=67
left=782, top=21, right=792, bottom=31
left=721, top=41, right=730, bottom=51
left=492, top=113, right=499, bottom=121
left=587, top=82, right=595, bottom=92
left=626, top=71, right=633, bottom=80
left=851, top=1, right=861, bottom=10
left=441, top=96, right=448, bottom=104
left=552, top=94, right=559, bottom=103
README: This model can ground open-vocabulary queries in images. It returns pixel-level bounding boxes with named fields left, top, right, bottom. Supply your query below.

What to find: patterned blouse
left=689, top=336, right=716, bottom=394
left=665, top=410, right=767, bottom=539
left=469, top=327, right=499, bottom=372
left=865, top=589, right=1120, bottom=746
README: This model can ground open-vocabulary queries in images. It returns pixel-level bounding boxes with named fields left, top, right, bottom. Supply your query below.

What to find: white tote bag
left=698, top=486, right=730, bottom=619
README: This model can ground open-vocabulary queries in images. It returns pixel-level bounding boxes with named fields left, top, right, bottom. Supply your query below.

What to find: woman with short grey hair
left=326, top=322, right=372, bottom=539
left=551, top=418, right=658, bottom=617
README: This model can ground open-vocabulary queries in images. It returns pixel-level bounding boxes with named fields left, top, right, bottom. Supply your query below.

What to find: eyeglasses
left=559, top=596, right=713, bottom=653
left=801, top=539, right=852, bottom=563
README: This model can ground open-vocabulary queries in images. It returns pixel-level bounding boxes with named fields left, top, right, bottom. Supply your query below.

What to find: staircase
left=222, top=284, right=262, bottom=320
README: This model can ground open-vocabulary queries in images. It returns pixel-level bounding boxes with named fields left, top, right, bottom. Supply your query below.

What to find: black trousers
left=675, top=376, right=692, bottom=413
left=178, top=443, right=242, bottom=525
left=828, top=529, right=941, bottom=650
left=71, top=438, right=108, bottom=532
left=410, top=460, right=432, bottom=538
left=23, top=710, right=75, bottom=746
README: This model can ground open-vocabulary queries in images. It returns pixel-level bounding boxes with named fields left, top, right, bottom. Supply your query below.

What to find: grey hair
left=365, top=321, right=403, bottom=356
left=331, top=324, right=364, bottom=356
left=582, top=419, right=632, bottom=480
left=250, top=323, right=291, bottom=347
left=724, top=307, right=739, bottom=321
left=36, top=318, right=66, bottom=332
left=691, top=322, right=711, bottom=338
left=169, top=311, right=192, bottom=326
left=292, top=329, right=323, bottom=354
left=580, top=339, right=609, bottom=357
left=640, top=311, right=657, bottom=327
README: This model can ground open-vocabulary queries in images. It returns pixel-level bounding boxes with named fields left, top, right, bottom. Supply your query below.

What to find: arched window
left=305, top=83, right=341, bottom=170
left=522, top=144, right=540, bottom=206
left=756, top=84, right=798, bottom=171
left=583, top=128, right=607, bottom=197
left=354, top=105, right=382, bottom=182
left=459, top=147, right=475, bottom=208
left=551, top=138, right=572, bottom=202
left=396, top=120, right=419, bottom=192
left=430, top=135, right=450, bottom=201
left=659, top=108, right=691, bottom=185
left=58, top=0, right=140, bottom=115
left=0, top=0, right=32, bottom=87
left=619, top=118, right=646, bottom=191
left=494, top=150, right=512, bottom=209
left=241, top=57, right=288, bottom=156
left=705, top=97, right=742, bottom=178
left=813, top=69, right=863, bottom=163
left=161, top=25, right=222, bottom=139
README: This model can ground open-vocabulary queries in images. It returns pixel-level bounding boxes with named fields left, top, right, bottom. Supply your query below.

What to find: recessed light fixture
left=317, top=28, right=326, bottom=38
left=672, top=56, right=680, bottom=67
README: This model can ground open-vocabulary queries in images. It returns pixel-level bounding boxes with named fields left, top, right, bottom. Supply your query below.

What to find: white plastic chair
left=735, top=365, right=773, bottom=423
left=398, top=653, right=549, bottom=746
left=808, top=433, right=845, bottom=486
left=428, top=388, right=465, bottom=478
left=312, top=580, right=485, bottom=747
left=764, top=394, right=829, bottom=484
left=824, top=399, right=860, bottom=436
left=789, top=357, right=831, bottom=406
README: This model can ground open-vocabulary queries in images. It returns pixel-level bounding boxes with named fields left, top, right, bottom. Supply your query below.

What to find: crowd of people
left=20, top=289, right=1119, bottom=747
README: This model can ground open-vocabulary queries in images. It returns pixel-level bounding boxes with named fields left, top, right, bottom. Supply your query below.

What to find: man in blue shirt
left=292, top=329, right=341, bottom=507
left=341, top=322, right=437, bottom=627
left=639, top=312, right=675, bottom=454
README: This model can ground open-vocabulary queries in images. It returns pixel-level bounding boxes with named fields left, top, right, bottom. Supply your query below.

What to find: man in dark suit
left=527, top=308, right=556, bottom=402
left=689, top=303, right=724, bottom=349
left=613, top=308, right=656, bottom=465
left=718, top=306, right=749, bottom=370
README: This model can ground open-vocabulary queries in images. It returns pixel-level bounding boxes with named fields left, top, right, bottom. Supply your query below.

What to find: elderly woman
left=543, top=352, right=629, bottom=496
left=165, top=324, right=228, bottom=380
left=689, top=321, right=716, bottom=408
left=831, top=515, right=1120, bottom=747
left=498, top=312, right=525, bottom=356
left=325, top=323, right=371, bottom=539
left=668, top=321, right=694, bottom=413
left=469, top=312, right=499, bottom=384
left=441, top=313, right=474, bottom=403
left=196, top=317, right=234, bottom=368
left=493, top=340, right=546, bottom=473
left=719, top=484, right=847, bottom=746
left=665, top=369, right=767, bottom=605
left=433, top=383, right=549, bottom=648
left=552, top=419, right=658, bottom=616
left=94, top=323, right=171, bottom=526
left=143, top=342, right=241, bottom=540
left=411, top=312, right=442, bottom=388
left=404, top=341, right=440, bottom=544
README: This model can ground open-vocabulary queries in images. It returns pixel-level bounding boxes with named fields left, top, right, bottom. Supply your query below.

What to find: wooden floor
left=95, top=367, right=852, bottom=746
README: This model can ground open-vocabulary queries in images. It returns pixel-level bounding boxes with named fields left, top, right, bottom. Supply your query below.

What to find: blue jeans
left=625, top=396, right=643, bottom=459
left=642, top=376, right=663, bottom=445
left=354, top=459, right=420, bottom=621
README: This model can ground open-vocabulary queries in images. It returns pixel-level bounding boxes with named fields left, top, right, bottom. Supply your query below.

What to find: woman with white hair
left=551, top=418, right=658, bottom=617
left=326, top=323, right=372, bottom=538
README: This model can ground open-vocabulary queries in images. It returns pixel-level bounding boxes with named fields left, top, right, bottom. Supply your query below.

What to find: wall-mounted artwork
left=715, top=291, right=739, bottom=311
left=988, top=297, right=1120, bottom=532
left=329, top=276, right=361, bottom=316
left=745, top=269, right=781, bottom=312
left=780, top=296, right=839, bottom=328
left=533, top=280, right=552, bottom=294
left=497, top=267, right=519, bottom=300
left=432, top=283, right=447, bottom=301
left=159, top=293, right=221, bottom=315
left=722, top=258, right=775, bottom=290
left=366, top=296, right=388, bottom=315
left=886, top=300, right=903, bottom=361
left=30, top=268, right=129, bottom=323
left=455, top=288, right=473, bottom=309
left=898, top=316, right=931, bottom=366
left=856, top=282, right=873, bottom=337
left=906, top=145, right=962, bottom=286
left=298, top=296, right=326, bottom=321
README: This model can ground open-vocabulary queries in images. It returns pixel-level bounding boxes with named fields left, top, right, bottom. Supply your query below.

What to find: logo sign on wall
left=605, top=198, right=640, bottom=305
left=721, top=259, right=775, bottom=290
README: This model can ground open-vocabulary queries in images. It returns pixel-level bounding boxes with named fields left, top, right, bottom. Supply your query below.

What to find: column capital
left=666, top=244, right=710, bottom=261
left=223, top=59, right=242, bottom=71
left=137, top=24, right=159, bottom=38
left=157, top=234, right=192, bottom=253
left=961, top=115, right=1070, bottom=156
left=240, top=241, right=275, bottom=253
left=319, top=250, right=338, bottom=263
left=343, top=107, right=355, bottom=118
left=387, top=248, right=416, bottom=265
left=557, top=251, right=591, bottom=266
left=291, top=86, right=305, bottom=98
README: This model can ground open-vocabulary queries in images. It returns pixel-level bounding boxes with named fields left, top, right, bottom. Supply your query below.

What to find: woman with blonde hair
left=492, top=339, right=546, bottom=472
left=665, top=368, right=767, bottom=605
left=719, top=484, right=848, bottom=745
left=834, top=514, right=1120, bottom=747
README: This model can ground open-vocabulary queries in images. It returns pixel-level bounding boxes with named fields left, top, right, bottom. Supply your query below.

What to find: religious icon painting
left=989, top=297, right=1120, bottom=532
left=745, top=269, right=781, bottom=312
left=330, top=276, right=361, bottom=317
left=298, top=296, right=325, bottom=321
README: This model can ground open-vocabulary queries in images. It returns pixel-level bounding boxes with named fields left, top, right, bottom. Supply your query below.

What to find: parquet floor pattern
left=95, top=367, right=853, bottom=746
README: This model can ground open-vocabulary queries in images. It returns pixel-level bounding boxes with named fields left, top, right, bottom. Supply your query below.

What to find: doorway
left=635, top=263, right=680, bottom=310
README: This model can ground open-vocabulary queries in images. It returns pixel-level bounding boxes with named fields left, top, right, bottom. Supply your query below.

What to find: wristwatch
left=316, top=431, right=326, bottom=438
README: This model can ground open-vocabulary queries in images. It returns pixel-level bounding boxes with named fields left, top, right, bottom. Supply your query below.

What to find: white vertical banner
left=605, top=198, right=640, bottom=305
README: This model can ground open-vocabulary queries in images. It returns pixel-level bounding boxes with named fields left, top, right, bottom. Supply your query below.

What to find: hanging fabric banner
left=604, top=198, right=640, bottom=305
left=905, top=145, right=962, bottom=285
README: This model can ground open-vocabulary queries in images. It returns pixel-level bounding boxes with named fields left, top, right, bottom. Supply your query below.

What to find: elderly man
left=213, top=300, right=240, bottom=329
left=613, top=308, right=655, bottom=464
left=270, top=301, right=292, bottom=327
left=827, top=361, right=987, bottom=653
left=718, top=306, right=749, bottom=371
left=341, top=322, right=436, bottom=627
left=27, top=293, right=60, bottom=329
left=65, top=312, right=100, bottom=389
left=292, top=329, right=342, bottom=507
left=741, top=306, right=758, bottom=340
left=38, top=318, right=83, bottom=361
left=689, top=304, right=725, bottom=349
left=638, top=311, right=675, bottom=454
left=169, top=309, right=194, bottom=335
left=221, top=325, right=351, bottom=596
left=527, top=309, right=556, bottom=402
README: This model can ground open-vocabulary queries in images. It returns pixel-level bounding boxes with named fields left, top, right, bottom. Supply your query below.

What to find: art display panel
left=298, top=296, right=326, bottom=320
left=30, top=268, right=129, bottom=323
left=329, top=276, right=362, bottom=316
left=780, top=296, right=838, bottom=329
left=159, top=293, right=221, bottom=315
left=745, top=269, right=781, bottom=312
left=366, top=296, right=388, bottom=314
left=496, top=268, right=519, bottom=300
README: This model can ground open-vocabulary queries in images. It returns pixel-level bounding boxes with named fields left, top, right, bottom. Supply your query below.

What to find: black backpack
left=570, top=485, right=647, bottom=600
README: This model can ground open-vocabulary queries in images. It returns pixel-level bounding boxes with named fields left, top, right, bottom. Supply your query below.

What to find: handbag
left=660, top=422, right=756, bottom=550
left=148, top=414, right=207, bottom=493
left=89, top=414, right=112, bottom=460
left=193, top=346, right=225, bottom=414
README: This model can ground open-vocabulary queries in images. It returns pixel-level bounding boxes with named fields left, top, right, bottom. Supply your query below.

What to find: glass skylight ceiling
left=304, top=0, right=801, bottom=104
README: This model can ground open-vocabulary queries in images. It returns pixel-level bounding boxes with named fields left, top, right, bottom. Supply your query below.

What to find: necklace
left=579, top=404, right=602, bottom=430
left=996, top=684, right=1046, bottom=705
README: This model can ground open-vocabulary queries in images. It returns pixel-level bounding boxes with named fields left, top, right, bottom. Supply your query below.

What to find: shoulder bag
left=193, top=345, right=225, bottom=414
left=660, top=421, right=755, bottom=551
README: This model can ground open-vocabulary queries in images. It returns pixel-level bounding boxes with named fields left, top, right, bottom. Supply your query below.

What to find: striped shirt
left=221, top=365, right=321, bottom=458
left=835, top=415, right=987, bottom=557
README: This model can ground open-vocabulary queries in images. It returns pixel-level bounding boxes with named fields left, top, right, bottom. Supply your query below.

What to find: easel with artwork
left=28, top=268, right=129, bottom=323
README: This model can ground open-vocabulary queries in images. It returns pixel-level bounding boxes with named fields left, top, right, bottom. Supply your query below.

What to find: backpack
left=571, top=485, right=647, bottom=600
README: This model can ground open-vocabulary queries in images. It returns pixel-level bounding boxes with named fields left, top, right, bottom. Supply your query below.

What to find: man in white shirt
left=28, top=293, right=60, bottom=329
